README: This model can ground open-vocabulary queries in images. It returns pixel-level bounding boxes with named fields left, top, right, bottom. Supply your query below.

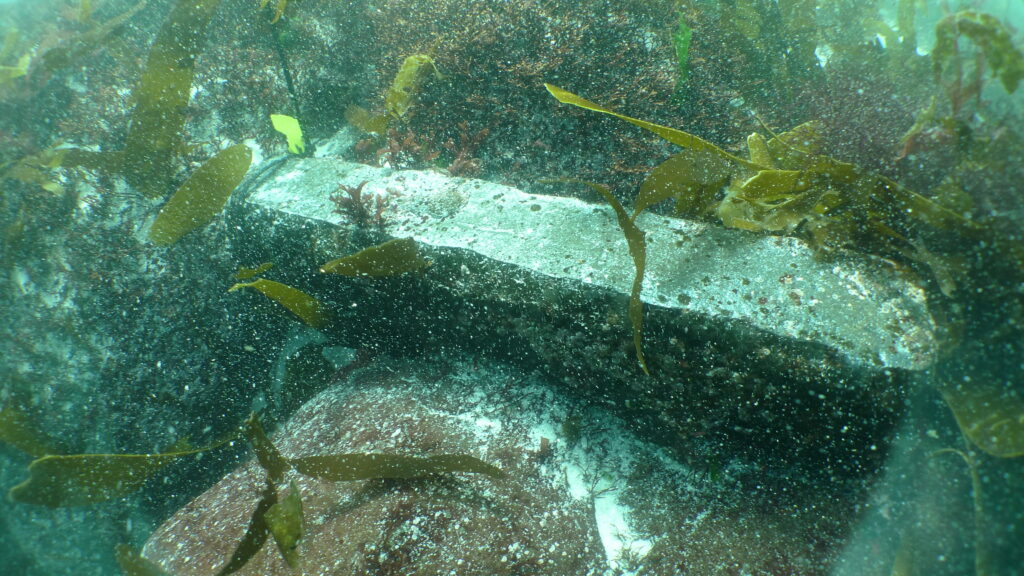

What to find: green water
left=1, top=1, right=1022, bottom=575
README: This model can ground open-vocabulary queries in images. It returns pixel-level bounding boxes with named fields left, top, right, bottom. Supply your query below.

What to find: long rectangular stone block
left=230, top=155, right=934, bottom=470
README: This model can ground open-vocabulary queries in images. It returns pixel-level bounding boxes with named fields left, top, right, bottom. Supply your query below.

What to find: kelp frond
left=228, top=278, right=329, bottom=329
left=148, top=144, right=252, bottom=246
left=123, top=0, right=223, bottom=198
left=259, top=0, right=290, bottom=24
left=545, top=84, right=987, bottom=373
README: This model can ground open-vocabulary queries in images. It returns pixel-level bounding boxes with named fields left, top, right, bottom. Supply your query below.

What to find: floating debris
left=270, top=114, right=305, bottom=155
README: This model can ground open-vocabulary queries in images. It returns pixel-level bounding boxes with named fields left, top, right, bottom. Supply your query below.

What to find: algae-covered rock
left=143, top=358, right=852, bottom=575
left=143, top=360, right=609, bottom=575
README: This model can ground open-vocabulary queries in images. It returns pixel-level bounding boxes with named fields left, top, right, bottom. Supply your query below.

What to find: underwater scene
left=1, top=0, right=1023, bottom=574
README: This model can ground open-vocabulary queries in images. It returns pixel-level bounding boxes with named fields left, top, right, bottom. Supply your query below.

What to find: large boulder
left=143, top=357, right=850, bottom=575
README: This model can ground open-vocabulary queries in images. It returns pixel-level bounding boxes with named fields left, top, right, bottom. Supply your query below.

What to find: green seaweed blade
left=123, top=0, right=223, bottom=198
left=148, top=144, right=252, bottom=246
left=270, top=114, right=305, bottom=154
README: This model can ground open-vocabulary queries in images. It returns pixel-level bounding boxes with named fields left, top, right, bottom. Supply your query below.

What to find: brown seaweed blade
left=765, top=120, right=825, bottom=169
left=588, top=183, right=649, bottom=376
left=0, top=405, right=64, bottom=457
left=320, top=237, right=431, bottom=277
left=637, top=149, right=733, bottom=219
left=386, top=55, right=438, bottom=119
left=122, top=0, right=223, bottom=198
left=244, top=412, right=290, bottom=484
left=942, top=385, right=1024, bottom=458
left=115, top=544, right=171, bottom=576
left=9, top=453, right=181, bottom=507
left=8, top=432, right=237, bottom=508
left=264, top=481, right=303, bottom=569
left=235, top=262, right=274, bottom=281
left=546, top=83, right=977, bottom=241
left=214, top=413, right=295, bottom=575
left=544, top=84, right=761, bottom=170
left=289, top=453, right=505, bottom=481
left=41, top=0, right=149, bottom=71
left=259, top=0, right=289, bottom=24
left=880, top=175, right=982, bottom=232
left=934, top=11, right=1024, bottom=94
left=345, top=104, right=390, bottom=135
left=215, top=480, right=278, bottom=576
left=11, top=447, right=197, bottom=508
left=544, top=179, right=649, bottom=375
left=228, top=278, right=329, bottom=329
left=148, top=144, right=252, bottom=245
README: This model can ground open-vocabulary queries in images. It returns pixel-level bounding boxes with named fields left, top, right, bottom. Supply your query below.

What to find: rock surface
left=144, top=357, right=849, bottom=576
left=145, top=360, right=606, bottom=575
